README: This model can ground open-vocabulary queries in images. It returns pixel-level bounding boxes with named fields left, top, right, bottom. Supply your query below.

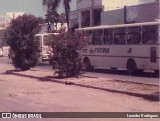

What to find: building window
left=81, top=10, right=90, bottom=27
left=93, top=8, right=102, bottom=26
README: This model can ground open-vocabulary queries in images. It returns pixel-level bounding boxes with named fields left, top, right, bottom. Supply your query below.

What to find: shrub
left=49, top=32, right=86, bottom=78
left=5, top=14, right=42, bottom=70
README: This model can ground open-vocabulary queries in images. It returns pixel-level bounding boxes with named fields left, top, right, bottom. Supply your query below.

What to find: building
left=5, top=12, right=26, bottom=20
left=69, top=0, right=158, bottom=28
left=0, top=16, right=10, bottom=28
left=0, top=28, right=5, bottom=47
left=0, top=12, right=26, bottom=28
left=126, top=1, right=159, bottom=23
left=0, top=12, right=26, bottom=49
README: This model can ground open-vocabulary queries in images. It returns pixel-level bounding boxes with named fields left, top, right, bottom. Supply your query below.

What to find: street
left=0, top=57, right=159, bottom=121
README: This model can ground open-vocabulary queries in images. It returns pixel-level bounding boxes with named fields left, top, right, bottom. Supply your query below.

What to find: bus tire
left=83, top=58, right=93, bottom=72
left=126, top=59, right=137, bottom=75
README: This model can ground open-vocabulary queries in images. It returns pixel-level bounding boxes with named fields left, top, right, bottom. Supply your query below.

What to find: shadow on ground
left=92, top=68, right=159, bottom=78
left=4, top=70, right=160, bottom=102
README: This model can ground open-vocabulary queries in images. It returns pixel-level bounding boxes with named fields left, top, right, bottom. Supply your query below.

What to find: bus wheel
left=126, top=59, right=137, bottom=75
left=83, top=58, right=93, bottom=72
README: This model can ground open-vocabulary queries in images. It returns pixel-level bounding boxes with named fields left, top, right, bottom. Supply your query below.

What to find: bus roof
left=76, top=21, right=160, bottom=31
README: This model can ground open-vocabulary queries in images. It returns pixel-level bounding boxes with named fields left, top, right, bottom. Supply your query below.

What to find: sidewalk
left=6, top=68, right=160, bottom=102
left=84, top=72, right=159, bottom=86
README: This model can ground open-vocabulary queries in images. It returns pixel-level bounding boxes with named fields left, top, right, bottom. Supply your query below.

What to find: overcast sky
left=0, top=0, right=76, bottom=17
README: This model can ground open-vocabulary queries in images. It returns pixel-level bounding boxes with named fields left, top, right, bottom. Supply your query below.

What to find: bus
left=76, top=21, right=160, bottom=75
left=34, top=33, right=59, bottom=63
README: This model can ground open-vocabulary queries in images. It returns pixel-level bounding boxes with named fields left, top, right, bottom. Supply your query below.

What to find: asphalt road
left=0, top=57, right=159, bottom=121
left=0, top=57, right=159, bottom=85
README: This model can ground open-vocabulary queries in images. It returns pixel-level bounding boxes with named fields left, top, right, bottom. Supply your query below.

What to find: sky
left=0, top=0, right=76, bottom=17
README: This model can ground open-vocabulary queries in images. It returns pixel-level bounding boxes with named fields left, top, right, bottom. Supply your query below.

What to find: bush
left=49, top=32, right=86, bottom=78
left=5, top=14, right=42, bottom=70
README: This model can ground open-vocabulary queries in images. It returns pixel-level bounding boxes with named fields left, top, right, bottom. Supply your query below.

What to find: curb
left=44, top=79, right=159, bottom=102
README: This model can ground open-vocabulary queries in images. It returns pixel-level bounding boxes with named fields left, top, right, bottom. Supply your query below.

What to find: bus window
left=83, top=30, right=92, bottom=45
left=114, top=27, right=127, bottom=45
left=43, top=35, right=52, bottom=46
left=142, top=25, right=158, bottom=44
left=103, top=29, right=113, bottom=44
left=127, top=26, right=141, bottom=44
left=114, top=34, right=127, bottom=44
left=114, top=27, right=127, bottom=33
left=84, top=36, right=92, bottom=45
left=127, top=33, right=141, bottom=44
left=83, top=30, right=92, bottom=36
left=128, top=26, right=141, bottom=33
left=92, top=35, right=103, bottom=45
left=43, top=35, right=48, bottom=46
left=92, top=29, right=103, bottom=45
left=93, top=29, right=103, bottom=35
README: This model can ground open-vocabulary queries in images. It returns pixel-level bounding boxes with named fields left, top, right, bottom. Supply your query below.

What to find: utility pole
left=90, top=0, right=94, bottom=27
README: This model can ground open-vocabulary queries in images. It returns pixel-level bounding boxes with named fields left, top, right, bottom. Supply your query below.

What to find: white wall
left=77, top=0, right=102, bottom=10
left=77, top=0, right=157, bottom=11
left=102, top=0, right=140, bottom=11
left=139, top=0, right=157, bottom=4
left=102, top=0, right=157, bottom=11
left=6, top=12, right=25, bottom=19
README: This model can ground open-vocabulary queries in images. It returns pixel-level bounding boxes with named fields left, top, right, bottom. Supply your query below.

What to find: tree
left=45, top=9, right=59, bottom=31
left=59, top=13, right=66, bottom=27
left=48, top=32, right=86, bottom=78
left=42, top=0, right=72, bottom=29
left=5, top=14, right=42, bottom=70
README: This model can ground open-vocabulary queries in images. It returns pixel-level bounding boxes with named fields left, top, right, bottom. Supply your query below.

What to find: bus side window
left=142, top=25, right=158, bottom=44
left=92, top=35, right=103, bottom=45
left=114, top=34, right=127, bottom=45
left=127, top=26, right=141, bottom=44
left=103, top=29, right=113, bottom=44
left=142, top=32, right=158, bottom=44
left=114, top=27, right=127, bottom=45
left=92, top=29, right=103, bottom=45
left=127, top=33, right=141, bottom=44
left=83, top=30, right=93, bottom=45
left=84, top=36, right=92, bottom=45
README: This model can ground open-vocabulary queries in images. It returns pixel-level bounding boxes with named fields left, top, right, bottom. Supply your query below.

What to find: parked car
left=0, top=48, right=3, bottom=57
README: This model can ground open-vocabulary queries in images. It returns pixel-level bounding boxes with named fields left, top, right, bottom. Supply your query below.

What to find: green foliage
left=49, top=32, right=86, bottom=78
left=5, top=14, right=42, bottom=70
left=42, top=0, right=72, bottom=28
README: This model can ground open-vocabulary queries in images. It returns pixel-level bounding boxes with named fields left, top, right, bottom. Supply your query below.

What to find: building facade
left=126, top=1, right=159, bottom=23
left=0, top=16, right=10, bottom=28
left=5, top=12, right=26, bottom=20
left=0, top=12, right=26, bottom=28
left=69, top=0, right=158, bottom=28
left=0, top=12, right=26, bottom=48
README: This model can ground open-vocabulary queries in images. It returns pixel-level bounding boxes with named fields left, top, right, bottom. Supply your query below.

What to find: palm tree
left=45, top=9, right=59, bottom=31
left=42, top=0, right=72, bottom=29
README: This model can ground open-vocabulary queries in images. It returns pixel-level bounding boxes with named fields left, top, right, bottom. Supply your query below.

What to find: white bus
left=76, top=22, right=160, bottom=75
left=34, top=33, right=59, bottom=63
